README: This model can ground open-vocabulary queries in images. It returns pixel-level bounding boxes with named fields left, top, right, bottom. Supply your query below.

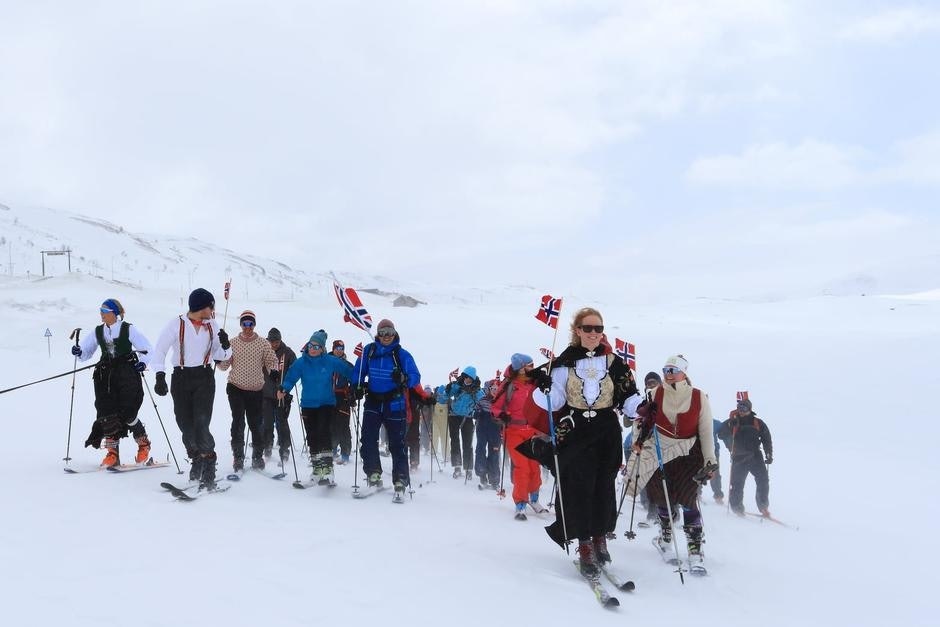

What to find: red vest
left=654, top=386, right=701, bottom=438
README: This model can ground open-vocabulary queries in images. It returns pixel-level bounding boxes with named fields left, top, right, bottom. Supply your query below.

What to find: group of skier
left=71, top=290, right=776, bottom=581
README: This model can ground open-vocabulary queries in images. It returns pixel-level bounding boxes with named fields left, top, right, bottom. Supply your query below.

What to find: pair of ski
left=651, top=538, right=707, bottom=576
left=64, top=458, right=170, bottom=474
left=573, top=561, right=635, bottom=609
left=293, top=477, right=337, bottom=490
left=160, top=481, right=230, bottom=501
left=745, top=511, right=798, bottom=530
left=352, top=484, right=408, bottom=502
left=225, top=468, right=288, bottom=482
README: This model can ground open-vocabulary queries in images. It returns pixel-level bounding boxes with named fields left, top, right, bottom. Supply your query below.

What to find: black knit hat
left=644, top=371, right=662, bottom=386
left=267, top=328, right=281, bottom=341
left=188, top=288, right=215, bottom=313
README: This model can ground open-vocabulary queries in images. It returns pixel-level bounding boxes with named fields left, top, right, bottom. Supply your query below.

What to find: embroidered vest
left=95, top=322, right=132, bottom=359
left=565, top=353, right=616, bottom=410
left=654, top=386, right=701, bottom=438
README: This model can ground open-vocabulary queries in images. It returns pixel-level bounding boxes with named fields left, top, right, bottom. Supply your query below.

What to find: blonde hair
left=569, top=307, right=603, bottom=346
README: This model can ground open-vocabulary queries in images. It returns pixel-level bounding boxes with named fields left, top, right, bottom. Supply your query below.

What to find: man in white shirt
left=150, top=288, right=232, bottom=489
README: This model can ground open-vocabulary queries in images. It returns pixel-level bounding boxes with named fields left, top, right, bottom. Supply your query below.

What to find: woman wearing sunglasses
left=529, top=307, right=638, bottom=578
left=628, top=354, right=717, bottom=574
left=218, top=310, right=278, bottom=473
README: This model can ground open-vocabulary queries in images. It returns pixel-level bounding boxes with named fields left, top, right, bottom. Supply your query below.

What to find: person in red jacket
left=491, top=353, right=548, bottom=520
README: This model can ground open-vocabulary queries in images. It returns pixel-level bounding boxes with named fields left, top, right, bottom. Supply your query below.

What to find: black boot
left=200, top=452, right=218, bottom=490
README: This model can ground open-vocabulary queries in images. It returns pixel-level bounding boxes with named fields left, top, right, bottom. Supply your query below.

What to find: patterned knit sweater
left=217, top=332, right=277, bottom=391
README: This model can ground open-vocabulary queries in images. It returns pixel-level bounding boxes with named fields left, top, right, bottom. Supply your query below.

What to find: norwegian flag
left=535, top=295, right=563, bottom=329
left=614, top=338, right=636, bottom=371
left=539, top=347, right=555, bottom=361
left=353, top=342, right=363, bottom=358
left=736, top=391, right=749, bottom=402
left=333, top=281, right=373, bottom=331
left=494, top=369, right=501, bottom=382
left=449, top=368, right=459, bottom=380
left=223, top=280, right=231, bottom=301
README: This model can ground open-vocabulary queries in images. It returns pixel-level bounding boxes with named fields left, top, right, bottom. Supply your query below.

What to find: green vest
left=96, top=322, right=133, bottom=359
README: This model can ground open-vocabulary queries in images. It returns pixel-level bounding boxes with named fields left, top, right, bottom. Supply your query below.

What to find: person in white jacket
left=72, top=298, right=153, bottom=467
left=150, top=288, right=232, bottom=489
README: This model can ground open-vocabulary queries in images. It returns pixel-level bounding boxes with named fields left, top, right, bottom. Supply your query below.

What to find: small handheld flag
left=539, top=347, right=555, bottom=361
left=449, top=368, right=459, bottom=380
left=353, top=342, right=364, bottom=358
left=535, top=295, right=563, bottom=329
left=736, top=391, right=749, bottom=402
left=223, top=280, right=231, bottom=301
left=614, top=338, right=636, bottom=371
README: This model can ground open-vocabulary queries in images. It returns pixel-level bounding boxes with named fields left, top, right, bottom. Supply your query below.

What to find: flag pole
left=222, top=277, right=232, bottom=331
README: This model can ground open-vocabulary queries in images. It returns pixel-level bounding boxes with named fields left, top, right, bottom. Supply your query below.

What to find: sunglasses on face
left=334, top=345, right=344, bottom=351
left=241, top=320, right=255, bottom=328
left=377, top=329, right=395, bottom=338
left=308, top=344, right=322, bottom=351
left=579, top=324, right=604, bottom=333
left=662, top=366, right=683, bottom=375
left=100, top=308, right=113, bottom=314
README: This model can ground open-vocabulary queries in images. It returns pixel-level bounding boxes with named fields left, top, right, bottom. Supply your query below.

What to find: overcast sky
left=1, top=1, right=938, bottom=297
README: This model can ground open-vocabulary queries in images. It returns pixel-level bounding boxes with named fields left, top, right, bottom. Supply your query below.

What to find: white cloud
left=840, top=7, right=940, bottom=43
left=685, top=140, right=866, bottom=189
left=877, top=130, right=940, bottom=185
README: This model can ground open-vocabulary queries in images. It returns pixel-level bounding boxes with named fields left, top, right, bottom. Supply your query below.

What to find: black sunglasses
left=579, top=324, right=604, bottom=333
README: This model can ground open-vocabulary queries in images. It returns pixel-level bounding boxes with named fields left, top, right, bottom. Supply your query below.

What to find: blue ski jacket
left=281, top=351, right=353, bottom=409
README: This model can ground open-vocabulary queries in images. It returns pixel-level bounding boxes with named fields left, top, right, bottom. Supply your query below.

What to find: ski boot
left=654, top=514, right=674, bottom=555
left=189, top=455, right=203, bottom=482
left=134, top=436, right=151, bottom=464
left=714, top=494, right=725, bottom=505
left=514, top=502, right=527, bottom=521
left=100, top=438, right=120, bottom=467
left=233, top=455, right=245, bottom=473
left=576, top=541, right=600, bottom=578
left=251, top=455, right=265, bottom=470
left=684, top=524, right=706, bottom=575
left=368, top=472, right=383, bottom=488
left=263, top=446, right=273, bottom=459
left=279, top=449, right=291, bottom=467
left=528, top=493, right=547, bottom=514
left=592, top=535, right=611, bottom=565
left=199, top=453, right=218, bottom=491
left=452, top=467, right=462, bottom=479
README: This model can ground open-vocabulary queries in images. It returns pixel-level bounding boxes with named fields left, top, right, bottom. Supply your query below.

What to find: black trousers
left=227, top=383, right=264, bottom=461
left=92, top=361, right=145, bottom=439
left=448, top=414, right=474, bottom=470
left=330, top=404, right=352, bottom=457
left=302, top=406, right=335, bottom=469
left=729, top=456, right=769, bottom=513
left=261, top=395, right=292, bottom=454
left=170, top=366, right=216, bottom=457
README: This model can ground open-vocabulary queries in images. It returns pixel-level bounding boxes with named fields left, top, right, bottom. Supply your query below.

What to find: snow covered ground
left=1, top=264, right=936, bottom=626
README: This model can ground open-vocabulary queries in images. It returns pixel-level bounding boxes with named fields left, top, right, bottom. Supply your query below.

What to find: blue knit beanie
left=510, top=353, right=533, bottom=371
left=461, top=366, right=477, bottom=380
left=308, top=329, right=328, bottom=350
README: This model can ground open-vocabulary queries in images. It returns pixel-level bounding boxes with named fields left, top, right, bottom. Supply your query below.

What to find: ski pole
left=0, top=362, right=97, bottom=395
left=497, top=424, right=508, bottom=498
left=63, top=328, right=82, bottom=463
left=652, top=422, right=685, bottom=584
left=544, top=388, right=569, bottom=553
left=141, top=372, right=183, bottom=474
left=351, top=398, right=362, bottom=493
left=623, top=449, right=642, bottom=540
left=281, top=399, right=302, bottom=487
left=293, top=385, right=307, bottom=458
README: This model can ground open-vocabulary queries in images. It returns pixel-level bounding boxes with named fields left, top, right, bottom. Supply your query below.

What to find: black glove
left=692, top=461, right=719, bottom=486
left=391, top=369, right=406, bottom=386
left=498, top=412, right=511, bottom=425
left=71, top=345, right=82, bottom=357
left=555, top=415, right=574, bottom=444
left=529, top=369, right=552, bottom=393
left=269, top=370, right=280, bottom=382
left=354, top=386, right=366, bottom=400
left=765, top=455, right=773, bottom=465
left=217, top=329, right=230, bottom=351
left=154, top=371, right=168, bottom=396
left=422, top=395, right=437, bottom=407
left=134, top=361, right=147, bottom=373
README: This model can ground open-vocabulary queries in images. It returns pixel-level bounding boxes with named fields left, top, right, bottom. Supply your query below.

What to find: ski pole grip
left=70, top=328, right=82, bottom=346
